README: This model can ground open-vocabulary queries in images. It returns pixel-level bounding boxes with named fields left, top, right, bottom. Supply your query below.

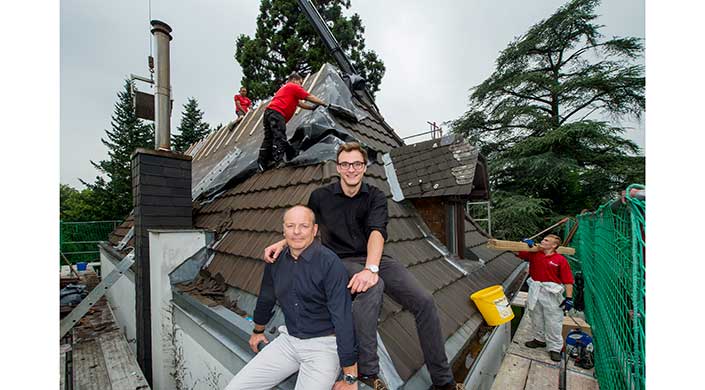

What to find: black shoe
left=550, top=351, right=562, bottom=362
left=524, top=339, right=547, bottom=349
left=359, top=374, right=388, bottom=390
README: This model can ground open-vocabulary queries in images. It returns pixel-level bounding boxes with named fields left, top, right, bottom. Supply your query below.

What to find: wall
left=100, top=247, right=137, bottom=352
left=411, top=197, right=448, bottom=246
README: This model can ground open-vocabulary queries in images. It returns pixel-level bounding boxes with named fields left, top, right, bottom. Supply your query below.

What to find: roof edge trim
left=382, top=153, right=404, bottom=201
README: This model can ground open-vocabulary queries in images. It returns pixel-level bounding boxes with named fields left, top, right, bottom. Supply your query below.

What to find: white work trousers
left=526, top=278, right=565, bottom=353
left=224, top=327, right=341, bottom=390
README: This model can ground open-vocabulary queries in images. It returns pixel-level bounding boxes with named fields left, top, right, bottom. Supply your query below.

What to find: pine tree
left=235, top=0, right=385, bottom=101
left=452, top=0, right=644, bottom=239
left=172, top=97, right=211, bottom=152
left=82, top=79, right=154, bottom=220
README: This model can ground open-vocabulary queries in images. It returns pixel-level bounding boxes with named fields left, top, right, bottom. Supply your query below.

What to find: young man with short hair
left=517, top=234, right=574, bottom=362
left=257, top=72, right=327, bottom=170
left=263, top=142, right=465, bottom=390
left=234, top=86, right=252, bottom=118
left=226, top=205, right=358, bottom=390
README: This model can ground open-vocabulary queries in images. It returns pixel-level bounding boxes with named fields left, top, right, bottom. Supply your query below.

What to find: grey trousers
left=342, top=255, right=454, bottom=386
left=224, top=326, right=340, bottom=390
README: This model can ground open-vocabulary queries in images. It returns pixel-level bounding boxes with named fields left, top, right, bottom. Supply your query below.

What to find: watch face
left=367, top=264, right=379, bottom=273
left=344, top=374, right=357, bottom=384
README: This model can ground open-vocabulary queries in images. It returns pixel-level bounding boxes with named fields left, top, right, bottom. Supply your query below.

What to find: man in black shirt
left=227, top=205, right=359, bottom=390
left=264, top=143, right=463, bottom=390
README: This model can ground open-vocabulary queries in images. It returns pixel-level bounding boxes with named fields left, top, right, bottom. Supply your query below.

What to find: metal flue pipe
left=150, top=20, right=172, bottom=150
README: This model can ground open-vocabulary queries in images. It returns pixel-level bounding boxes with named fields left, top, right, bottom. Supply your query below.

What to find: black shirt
left=253, top=241, right=357, bottom=367
left=308, top=181, right=388, bottom=258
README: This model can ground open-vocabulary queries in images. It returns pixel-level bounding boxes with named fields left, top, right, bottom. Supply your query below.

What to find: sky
left=60, top=0, right=645, bottom=189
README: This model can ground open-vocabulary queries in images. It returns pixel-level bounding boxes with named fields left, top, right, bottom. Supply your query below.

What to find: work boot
left=524, top=339, right=547, bottom=349
left=359, top=374, right=388, bottom=390
left=550, top=351, right=562, bottom=362
left=432, top=383, right=465, bottom=390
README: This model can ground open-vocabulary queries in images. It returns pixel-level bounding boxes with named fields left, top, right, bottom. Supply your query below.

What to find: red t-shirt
left=267, top=82, right=309, bottom=122
left=234, top=94, right=252, bottom=113
left=518, top=251, right=574, bottom=285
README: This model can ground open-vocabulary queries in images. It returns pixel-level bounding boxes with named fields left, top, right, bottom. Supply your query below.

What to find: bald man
left=225, top=205, right=359, bottom=390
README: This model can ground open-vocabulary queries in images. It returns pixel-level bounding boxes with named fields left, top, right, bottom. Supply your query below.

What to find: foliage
left=452, top=0, right=645, bottom=239
left=235, top=0, right=385, bottom=101
left=82, top=79, right=154, bottom=220
left=60, top=184, right=105, bottom=221
left=172, top=97, right=211, bottom=153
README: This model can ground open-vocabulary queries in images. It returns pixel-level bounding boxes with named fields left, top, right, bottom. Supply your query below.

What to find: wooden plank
left=73, top=338, right=112, bottom=390
left=512, top=291, right=528, bottom=307
left=525, top=362, right=559, bottom=390
left=567, top=371, right=600, bottom=390
left=487, top=239, right=576, bottom=256
left=60, top=352, right=65, bottom=390
left=99, top=329, right=150, bottom=389
left=491, top=353, right=531, bottom=390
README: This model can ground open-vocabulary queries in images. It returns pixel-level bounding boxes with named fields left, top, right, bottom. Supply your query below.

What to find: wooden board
left=99, top=329, right=150, bottom=389
left=73, top=338, right=112, bottom=390
left=491, top=353, right=531, bottom=390
left=511, top=291, right=528, bottom=307
left=487, top=239, right=576, bottom=256
left=567, top=371, right=600, bottom=390
left=525, top=362, right=559, bottom=389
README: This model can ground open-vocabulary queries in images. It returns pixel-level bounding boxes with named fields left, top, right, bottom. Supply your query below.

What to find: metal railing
left=60, top=220, right=121, bottom=264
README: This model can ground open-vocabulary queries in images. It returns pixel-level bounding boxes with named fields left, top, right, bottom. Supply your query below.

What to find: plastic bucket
left=76, top=262, right=87, bottom=272
left=470, top=285, right=514, bottom=326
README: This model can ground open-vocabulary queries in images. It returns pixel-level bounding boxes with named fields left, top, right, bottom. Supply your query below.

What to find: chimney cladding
left=150, top=20, right=172, bottom=151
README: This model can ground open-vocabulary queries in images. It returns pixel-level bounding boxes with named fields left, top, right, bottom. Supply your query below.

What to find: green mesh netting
left=59, top=220, right=121, bottom=264
left=566, top=184, right=645, bottom=390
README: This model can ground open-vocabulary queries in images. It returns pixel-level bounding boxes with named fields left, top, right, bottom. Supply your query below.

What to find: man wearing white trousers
left=517, top=234, right=574, bottom=362
left=225, top=205, right=358, bottom=390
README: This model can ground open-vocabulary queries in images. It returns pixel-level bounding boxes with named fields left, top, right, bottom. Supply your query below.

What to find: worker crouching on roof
left=517, top=234, right=574, bottom=362
left=224, top=205, right=358, bottom=390
left=257, top=72, right=327, bottom=171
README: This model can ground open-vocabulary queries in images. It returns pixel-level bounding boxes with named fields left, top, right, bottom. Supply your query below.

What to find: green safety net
left=565, top=184, right=645, bottom=390
left=59, top=220, right=121, bottom=264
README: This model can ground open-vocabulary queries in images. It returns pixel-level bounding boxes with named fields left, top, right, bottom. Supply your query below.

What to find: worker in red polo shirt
left=516, top=234, right=574, bottom=362
left=234, top=86, right=252, bottom=118
left=257, top=72, right=327, bottom=171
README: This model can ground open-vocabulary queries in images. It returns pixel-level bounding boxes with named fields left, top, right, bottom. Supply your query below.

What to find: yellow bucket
left=470, top=285, right=515, bottom=326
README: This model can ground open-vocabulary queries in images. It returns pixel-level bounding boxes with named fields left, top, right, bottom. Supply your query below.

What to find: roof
left=389, top=135, right=489, bottom=200
left=108, top=63, right=525, bottom=384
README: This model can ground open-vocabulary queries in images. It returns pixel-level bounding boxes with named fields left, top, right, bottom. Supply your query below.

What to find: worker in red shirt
left=516, top=234, right=574, bottom=362
left=257, top=72, right=327, bottom=171
left=234, top=86, right=252, bottom=118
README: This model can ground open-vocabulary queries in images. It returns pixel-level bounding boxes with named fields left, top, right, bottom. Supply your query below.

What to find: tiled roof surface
left=389, top=135, right=489, bottom=200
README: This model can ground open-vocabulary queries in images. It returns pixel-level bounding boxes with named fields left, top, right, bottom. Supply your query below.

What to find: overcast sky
left=60, top=0, right=645, bottom=188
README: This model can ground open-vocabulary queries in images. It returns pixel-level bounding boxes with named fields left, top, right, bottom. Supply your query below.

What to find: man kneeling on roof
left=224, top=205, right=358, bottom=390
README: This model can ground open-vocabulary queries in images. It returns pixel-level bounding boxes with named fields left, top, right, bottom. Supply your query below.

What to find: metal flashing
left=382, top=153, right=404, bottom=201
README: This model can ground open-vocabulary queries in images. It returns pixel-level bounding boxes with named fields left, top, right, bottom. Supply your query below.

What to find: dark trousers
left=258, top=108, right=288, bottom=168
left=341, top=255, right=454, bottom=386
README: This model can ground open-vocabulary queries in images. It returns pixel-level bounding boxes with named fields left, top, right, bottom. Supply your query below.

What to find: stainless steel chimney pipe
left=150, top=20, right=172, bottom=151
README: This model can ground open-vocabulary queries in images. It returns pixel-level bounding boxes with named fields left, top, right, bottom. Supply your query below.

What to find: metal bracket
left=59, top=252, right=135, bottom=338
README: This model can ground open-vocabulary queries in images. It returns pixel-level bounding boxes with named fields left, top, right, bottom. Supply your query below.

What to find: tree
left=82, top=79, right=154, bottom=220
left=235, top=0, right=385, bottom=101
left=452, top=0, right=644, bottom=239
left=60, top=184, right=104, bottom=221
left=172, top=97, right=211, bottom=152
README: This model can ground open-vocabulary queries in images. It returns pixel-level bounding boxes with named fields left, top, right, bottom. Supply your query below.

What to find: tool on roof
left=527, top=216, right=571, bottom=240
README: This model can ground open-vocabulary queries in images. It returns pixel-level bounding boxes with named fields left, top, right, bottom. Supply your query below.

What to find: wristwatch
left=343, top=373, right=358, bottom=385
left=365, top=264, right=379, bottom=273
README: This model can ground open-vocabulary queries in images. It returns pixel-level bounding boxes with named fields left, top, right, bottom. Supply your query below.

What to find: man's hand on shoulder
left=263, top=240, right=286, bottom=263
left=347, top=269, right=379, bottom=293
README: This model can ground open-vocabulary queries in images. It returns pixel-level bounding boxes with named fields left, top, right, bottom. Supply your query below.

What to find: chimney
left=132, top=20, right=192, bottom=387
left=151, top=20, right=172, bottom=150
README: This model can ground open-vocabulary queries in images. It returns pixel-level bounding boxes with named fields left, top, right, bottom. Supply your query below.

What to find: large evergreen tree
left=82, top=79, right=154, bottom=220
left=235, top=0, right=385, bottom=101
left=172, top=97, right=211, bottom=152
left=452, top=0, right=644, bottom=239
